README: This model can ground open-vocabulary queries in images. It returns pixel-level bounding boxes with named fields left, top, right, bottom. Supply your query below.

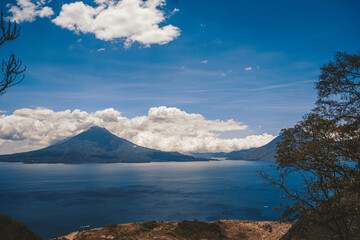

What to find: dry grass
left=52, top=220, right=291, bottom=240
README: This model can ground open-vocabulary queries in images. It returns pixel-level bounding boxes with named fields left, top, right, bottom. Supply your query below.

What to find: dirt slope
left=52, top=220, right=291, bottom=240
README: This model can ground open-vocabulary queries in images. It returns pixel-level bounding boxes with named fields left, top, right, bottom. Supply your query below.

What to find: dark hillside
left=191, top=136, right=281, bottom=161
left=227, top=136, right=281, bottom=161
left=0, top=214, right=43, bottom=240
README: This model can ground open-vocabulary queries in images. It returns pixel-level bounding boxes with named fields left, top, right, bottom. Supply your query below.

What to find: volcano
left=0, top=126, right=209, bottom=163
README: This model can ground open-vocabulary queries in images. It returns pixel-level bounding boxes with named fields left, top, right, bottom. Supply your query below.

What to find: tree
left=259, top=51, right=360, bottom=240
left=0, top=11, right=25, bottom=95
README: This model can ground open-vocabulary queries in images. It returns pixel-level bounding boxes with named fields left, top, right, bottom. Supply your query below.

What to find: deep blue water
left=0, top=160, right=285, bottom=238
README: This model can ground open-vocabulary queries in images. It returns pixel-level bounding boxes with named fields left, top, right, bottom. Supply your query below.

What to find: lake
left=0, top=160, right=285, bottom=238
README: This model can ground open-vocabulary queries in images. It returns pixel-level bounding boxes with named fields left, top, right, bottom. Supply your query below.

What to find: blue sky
left=0, top=0, right=359, bottom=153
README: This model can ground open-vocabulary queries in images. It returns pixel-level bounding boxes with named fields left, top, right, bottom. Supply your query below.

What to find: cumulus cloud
left=245, top=66, right=253, bottom=71
left=201, top=60, right=208, bottom=64
left=0, top=106, right=275, bottom=154
left=7, top=0, right=54, bottom=23
left=52, top=0, right=181, bottom=47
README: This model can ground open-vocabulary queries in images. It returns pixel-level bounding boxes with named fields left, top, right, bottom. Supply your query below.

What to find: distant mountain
left=0, top=126, right=210, bottom=163
left=226, top=136, right=281, bottom=161
left=191, top=136, right=281, bottom=161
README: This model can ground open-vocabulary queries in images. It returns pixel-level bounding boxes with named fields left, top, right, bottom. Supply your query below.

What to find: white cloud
left=168, top=7, right=179, bottom=17
left=0, top=106, right=275, bottom=154
left=97, top=48, right=106, bottom=51
left=52, top=0, right=181, bottom=47
left=201, top=60, right=208, bottom=64
left=245, top=66, right=253, bottom=71
left=7, top=0, right=54, bottom=23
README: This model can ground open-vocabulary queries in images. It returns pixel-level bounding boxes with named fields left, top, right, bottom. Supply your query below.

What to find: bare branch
left=0, top=54, right=26, bottom=95
left=0, top=11, right=20, bottom=46
left=0, top=10, right=25, bottom=96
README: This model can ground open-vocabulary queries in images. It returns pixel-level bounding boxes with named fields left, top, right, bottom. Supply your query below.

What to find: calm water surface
left=0, top=160, right=283, bottom=238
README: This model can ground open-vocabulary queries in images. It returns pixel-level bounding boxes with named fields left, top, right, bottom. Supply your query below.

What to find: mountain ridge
left=190, top=136, right=281, bottom=161
left=0, top=126, right=210, bottom=163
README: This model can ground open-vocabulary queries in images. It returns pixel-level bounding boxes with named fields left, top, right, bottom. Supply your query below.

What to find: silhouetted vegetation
left=0, top=214, right=42, bottom=240
left=175, top=220, right=227, bottom=240
left=281, top=193, right=360, bottom=240
left=260, top=51, right=360, bottom=240
left=141, top=220, right=161, bottom=230
left=102, top=223, right=119, bottom=231
left=0, top=11, right=25, bottom=95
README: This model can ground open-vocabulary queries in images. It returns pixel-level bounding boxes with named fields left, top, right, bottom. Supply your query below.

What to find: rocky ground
left=52, top=220, right=292, bottom=240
